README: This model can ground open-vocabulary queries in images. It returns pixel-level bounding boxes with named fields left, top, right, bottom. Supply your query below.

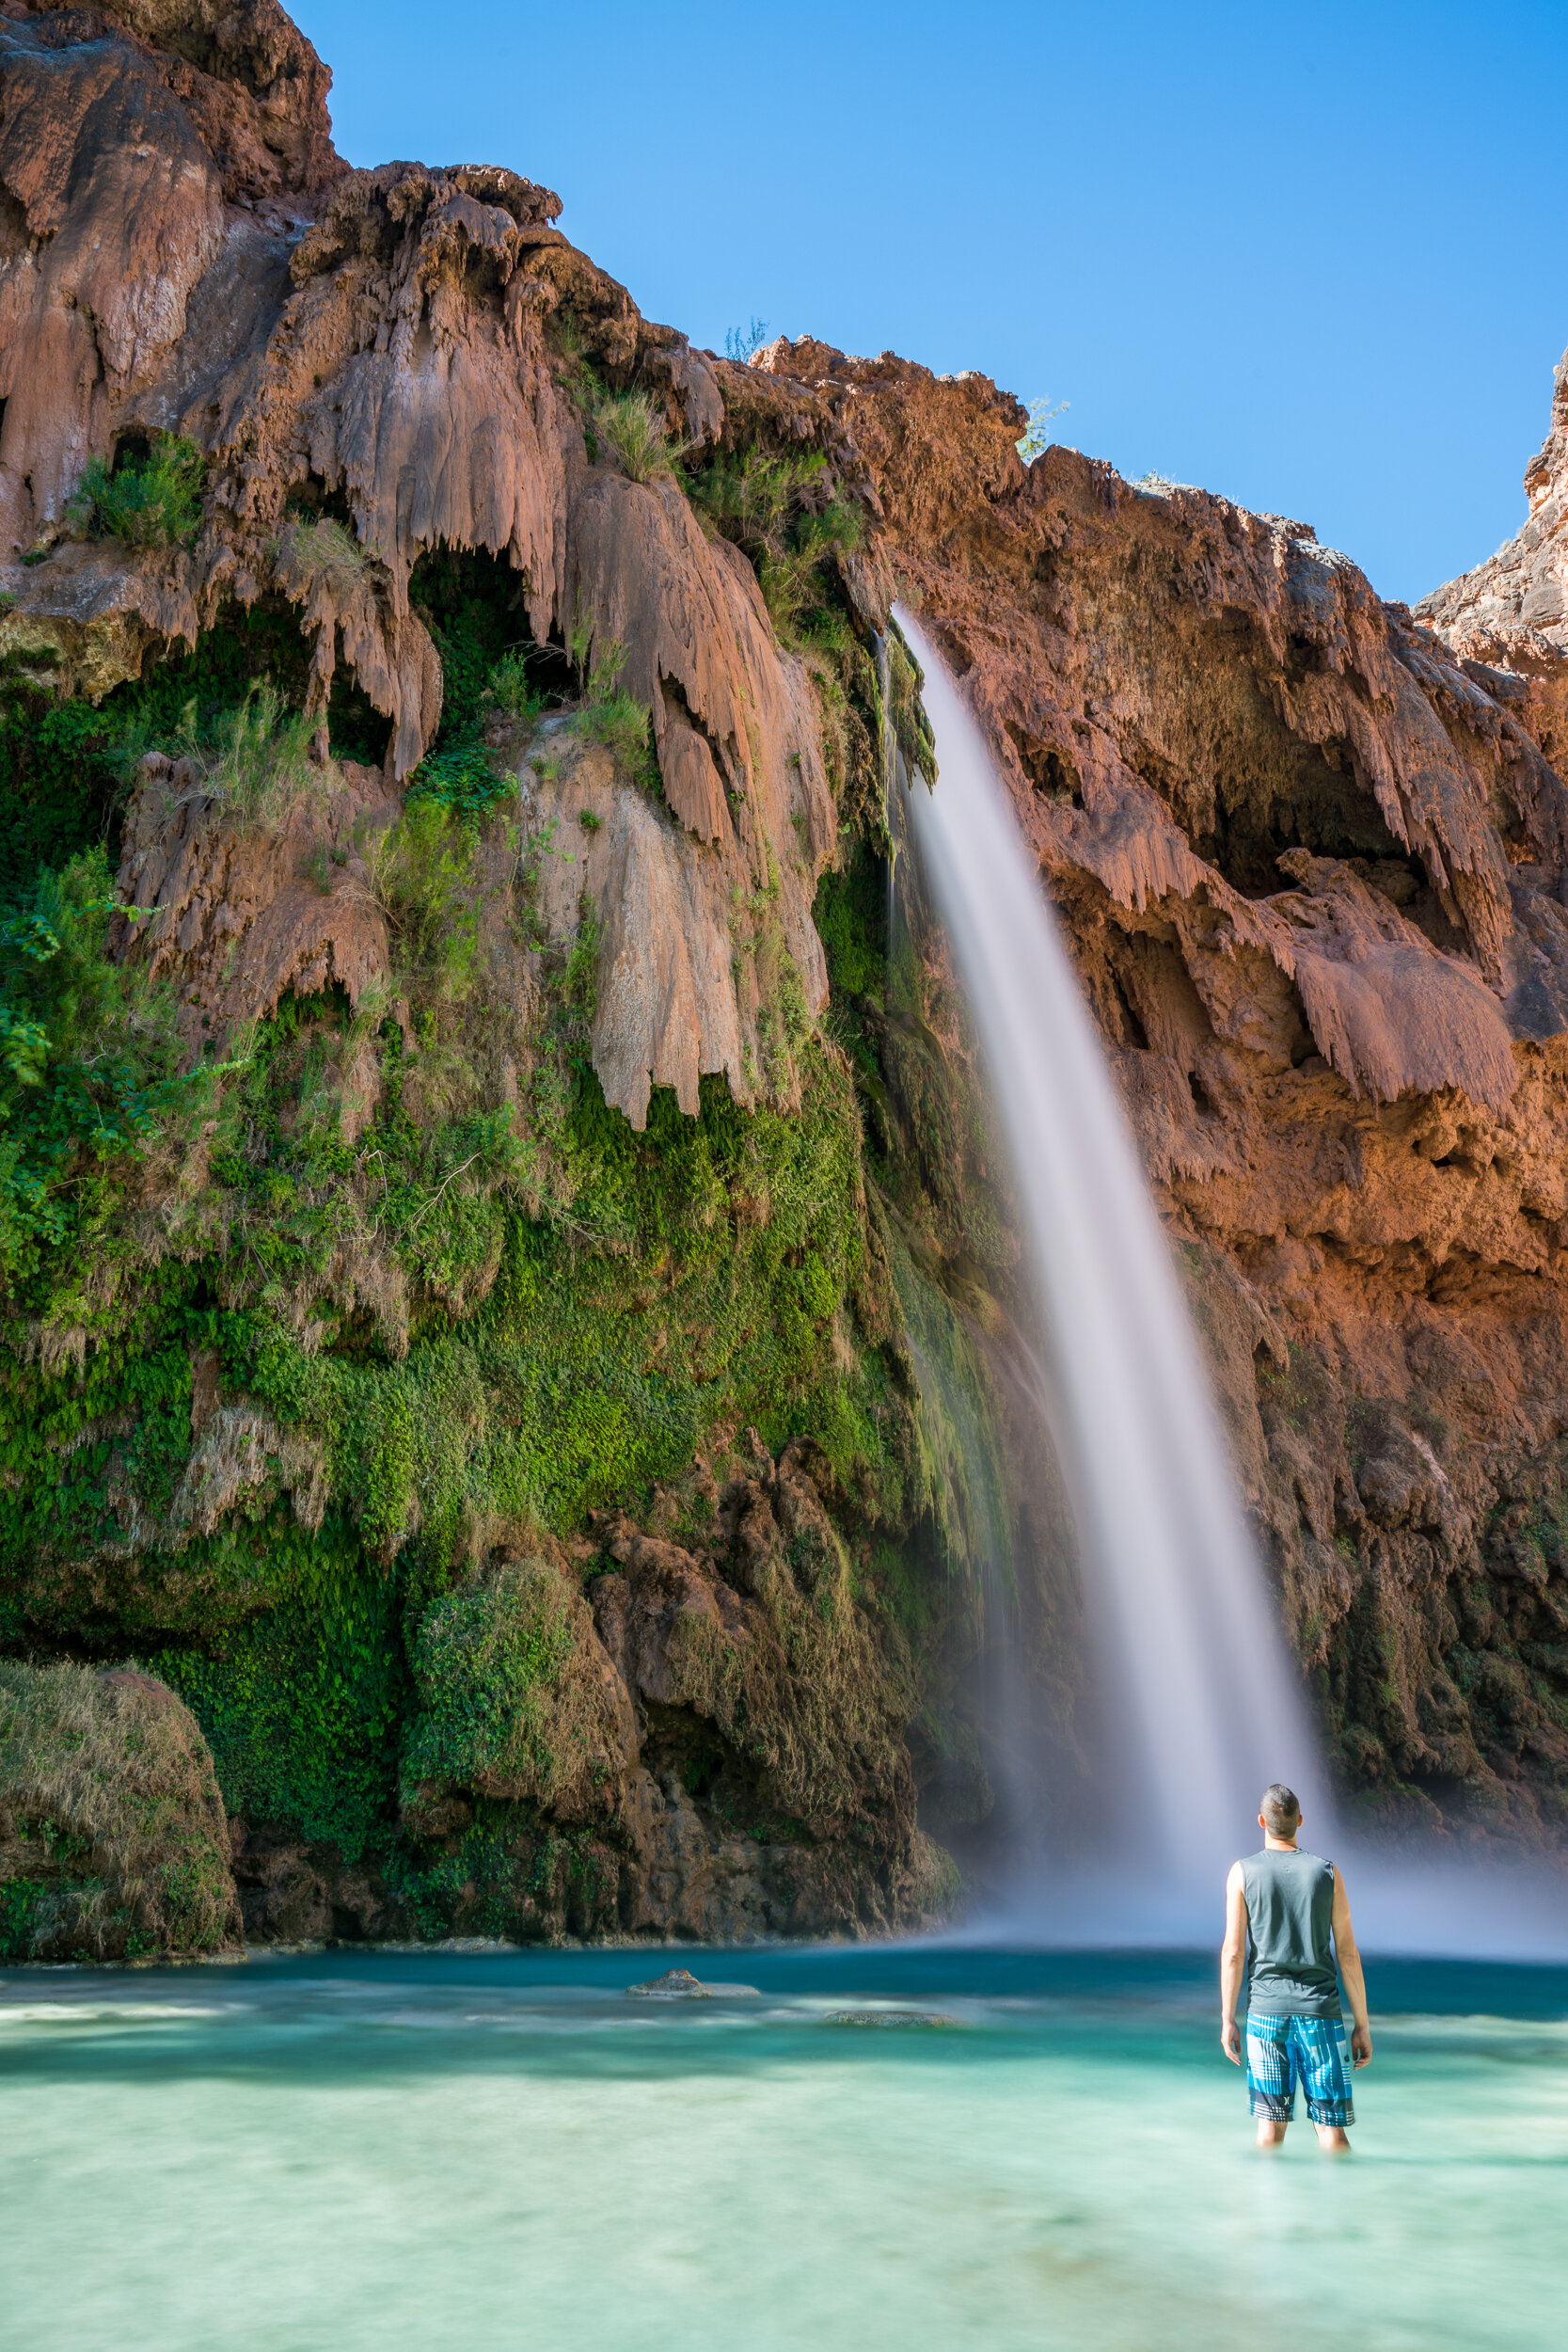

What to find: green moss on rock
left=0, top=1659, right=240, bottom=1961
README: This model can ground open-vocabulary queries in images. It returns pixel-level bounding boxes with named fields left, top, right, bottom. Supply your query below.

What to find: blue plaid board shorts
left=1245, top=2011, right=1354, bottom=2127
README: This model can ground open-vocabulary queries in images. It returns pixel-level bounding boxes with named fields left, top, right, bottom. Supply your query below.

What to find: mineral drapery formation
left=2, top=0, right=1566, bottom=1956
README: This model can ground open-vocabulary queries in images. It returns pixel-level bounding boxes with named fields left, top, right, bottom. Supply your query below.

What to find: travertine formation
left=5, top=0, right=1568, bottom=1931
left=234, top=1439, right=945, bottom=1946
left=0, top=2, right=832, bottom=1128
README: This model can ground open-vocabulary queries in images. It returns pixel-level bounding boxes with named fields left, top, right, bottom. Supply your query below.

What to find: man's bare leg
left=1312, top=2122, right=1351, bottom=2155
left=1255, top=2121, right=1288, bottom=2152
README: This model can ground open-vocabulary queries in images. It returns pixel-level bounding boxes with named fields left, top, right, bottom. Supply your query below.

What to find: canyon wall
left=1, top=0, right=1564, bottom=1955
left=787, top=337, right=1568, bottom=1849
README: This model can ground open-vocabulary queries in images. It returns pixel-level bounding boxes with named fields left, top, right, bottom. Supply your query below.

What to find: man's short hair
left=1261, top=1783, right=1301, bottom=1836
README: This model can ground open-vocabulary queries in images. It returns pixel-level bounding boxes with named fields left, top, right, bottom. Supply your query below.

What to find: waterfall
left=895, top=609, right=1328, bottom=1935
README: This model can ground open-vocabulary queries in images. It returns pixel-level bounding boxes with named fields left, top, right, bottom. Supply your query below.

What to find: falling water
left=895, top=610, right=1328, bottom=1931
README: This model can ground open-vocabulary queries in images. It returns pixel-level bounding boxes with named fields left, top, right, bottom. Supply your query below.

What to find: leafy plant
left=1017, top=396, right=1069, bottom=463
left=0, top=846, right=204, bottom=1285
left=685, top=445, right=861, bottom=645
left=156, top=1537, right=406, bottom=1863
left=568, top=635, right=660, bottom=792
left=66, top=434, right=207, bottom=550
left=724, top=316, right=771, bottom=364
left=366, top=798, right=483, bottom=1000
left=759, top=506, right=863, bottom=641
left=687, top=446, right=827, bottom=547
left=406, top=739, right=514, bottom=830
left=403, top=1561, right=579, bottom=1796
left=488, top=645, right=558, bottom=723
left=189, top=680, right=322, bottom=826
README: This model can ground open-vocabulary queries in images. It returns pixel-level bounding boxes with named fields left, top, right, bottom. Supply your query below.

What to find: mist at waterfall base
left=895, top=609, right=1568, bottom=1962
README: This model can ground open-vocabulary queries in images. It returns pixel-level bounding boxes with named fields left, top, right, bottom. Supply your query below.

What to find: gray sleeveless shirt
left=1242, top=1848, right=1341, bottom=2017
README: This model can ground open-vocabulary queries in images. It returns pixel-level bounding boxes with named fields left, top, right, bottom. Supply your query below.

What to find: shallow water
left=4, top=1946, right=1564, bottom=2351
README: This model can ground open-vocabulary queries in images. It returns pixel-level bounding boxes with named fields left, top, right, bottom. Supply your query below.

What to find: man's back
left=1223, top=1792, right=1371, bottom=2154
left=1242, top=1846, right=1340, bottom=2017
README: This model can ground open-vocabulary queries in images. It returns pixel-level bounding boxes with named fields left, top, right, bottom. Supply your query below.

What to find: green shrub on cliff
left=685, top=446, right=861, bottom=647
left=0, top=695, right=126, bottom=900
left=403, top=1559, right=621, bottom=1814
left=566, top=632, right=659, bottom=792
left=547, top=314, right=687, bottom=485
left=142, top=678, right=325, bottom=829
left=687, top=447, right=827, bottom=547
left=0, top=846, right=202, bottom=1285
left=1016, top=396, right=1069, bottom=464
left=589, top=387, right=688, bottom=485
left=155, top=1536, right=407, bottom=1862
left=368, top=796, right=484, bottom=998
left=65, top=432, right=207, bottom=551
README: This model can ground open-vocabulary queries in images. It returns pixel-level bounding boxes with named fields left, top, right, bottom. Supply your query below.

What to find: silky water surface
left=3, top=1944, right=1563, bottom=2351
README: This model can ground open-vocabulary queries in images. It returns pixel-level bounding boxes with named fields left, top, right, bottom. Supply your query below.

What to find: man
left=1220, top=1783, right=1372, bottom=2152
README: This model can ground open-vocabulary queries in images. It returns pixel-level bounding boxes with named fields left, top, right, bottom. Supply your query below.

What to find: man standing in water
left=1220, top=1784, right=1372, bottom=2152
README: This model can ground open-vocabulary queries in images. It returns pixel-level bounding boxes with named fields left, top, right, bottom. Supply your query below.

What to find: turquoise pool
left=3, top=1946, right=1563, bottom=2350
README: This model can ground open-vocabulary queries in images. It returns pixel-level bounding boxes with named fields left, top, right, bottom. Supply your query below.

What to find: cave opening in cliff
left=123, top=596, right=395, bottom=768
left=408, top=544, right=571, bottom=747
left=1006, top=723, right=1083, bottom=807
left=1198, top=739, right=1425, bottom=900
left=0, top=597, right=395, bottom=895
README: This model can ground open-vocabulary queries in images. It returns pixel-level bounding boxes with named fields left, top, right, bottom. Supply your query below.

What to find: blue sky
left=294, top=1, right=1567, bottom=606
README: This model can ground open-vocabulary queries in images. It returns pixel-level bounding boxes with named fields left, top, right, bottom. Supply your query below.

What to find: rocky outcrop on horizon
left=1418, top=347, right=1568, bottom=776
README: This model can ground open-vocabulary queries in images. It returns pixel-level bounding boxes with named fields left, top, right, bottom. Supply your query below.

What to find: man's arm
left=1331, top=1867, right=1372, bottom=2066
left=1220, top=1862, right=1247, bottom=2062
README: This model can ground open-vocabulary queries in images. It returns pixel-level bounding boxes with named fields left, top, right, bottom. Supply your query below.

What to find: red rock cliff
left=3, top=0, right=1567, bottom=1861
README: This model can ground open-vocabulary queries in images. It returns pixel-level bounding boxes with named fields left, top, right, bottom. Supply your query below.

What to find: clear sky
left=293, top=0, right=1567, bottom=607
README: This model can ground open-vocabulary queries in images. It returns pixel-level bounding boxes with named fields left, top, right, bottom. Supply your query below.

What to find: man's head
left=1259, top=1783, right=1301, bottom=1841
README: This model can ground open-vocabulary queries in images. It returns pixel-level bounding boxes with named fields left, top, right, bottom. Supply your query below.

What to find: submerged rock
left=626, top=1968, right=761, bottom=1999
left=626, top=1968, right=711, bottom=1999
left=822, top=2010, right=960, bottom=2028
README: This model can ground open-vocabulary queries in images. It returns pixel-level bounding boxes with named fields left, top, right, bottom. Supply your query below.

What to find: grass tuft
left=590, top=388, right=689, bottom=484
